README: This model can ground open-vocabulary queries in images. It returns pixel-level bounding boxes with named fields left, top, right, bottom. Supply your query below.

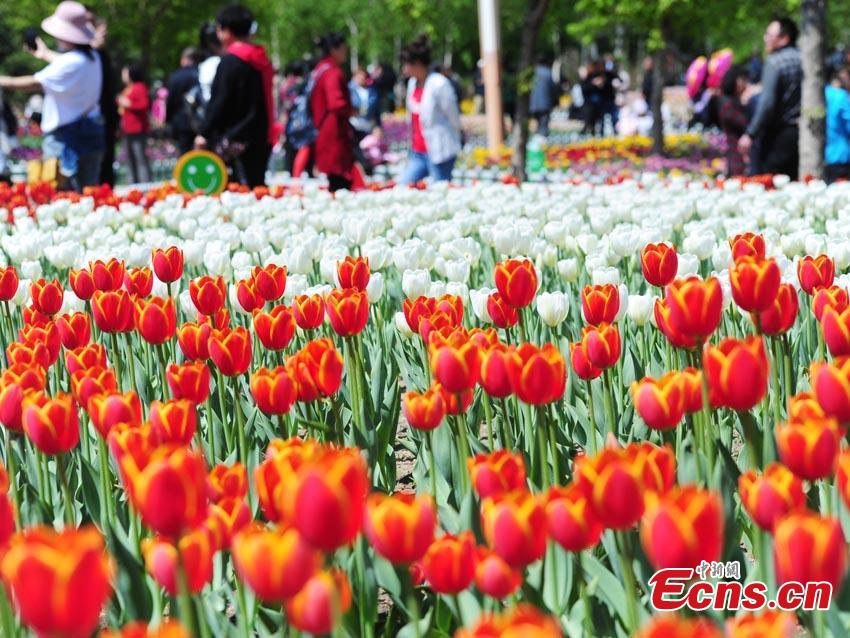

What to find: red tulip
left=151, top=246, right=184, bottom=283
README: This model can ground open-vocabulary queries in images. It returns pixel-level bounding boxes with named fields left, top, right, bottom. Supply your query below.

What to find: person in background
left=739, top=17, right=802, bottom=179
left=581, top=59, right=605, bottom=135
left=196, top=4, right=274, bottom=188
left=601, top=54, right=622, bottom=132
left=440, top=64, right=463, bottom=106
left=118, top=63, right=152, bottom=183
left=641, top=56, right=654, bottom=104
left=530, top=53, right=557, bottom=136
left=166, top=47, right=200, bottom=156
left=0, top=97, right=15, bottom=182
left=310, top=32, right=356, bottom=192
left=279, top=61, right=308, bottom=175
left=825, top=65, right=850, bottom=183
left=718, top=65, right=750, bottom=177
left=0, top=1, right=104, bottom=191
left=473, top=60, right=485, bottom=114
left=198, top=23, right=223, bottom=104
left=349, top=66, right=379, bottom=130
left=371, top=62, right=397, bottom=121
left=84, top=5, right=118, bottom=187
left=399, top=35, right=461, bottom=184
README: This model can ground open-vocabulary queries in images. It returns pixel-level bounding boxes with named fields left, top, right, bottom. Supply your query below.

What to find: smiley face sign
left=173, top=151, right=228, bottom=195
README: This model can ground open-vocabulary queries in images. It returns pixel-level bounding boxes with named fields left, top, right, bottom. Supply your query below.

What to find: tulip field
left=2, top=176, right=850, bottom=637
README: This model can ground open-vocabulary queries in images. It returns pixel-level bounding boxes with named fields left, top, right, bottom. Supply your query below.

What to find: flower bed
left=0, top=178, right=846, bottom=636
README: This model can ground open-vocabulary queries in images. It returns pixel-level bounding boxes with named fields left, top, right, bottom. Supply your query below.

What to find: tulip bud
left=421, top=531, right=477, bottom=594
left=468, top=450, right=526, bottom=499
left=738, top=463, right=805, bottom=532
left=402, top=387, right=445, bottom=431
left=641, top=242, right=678, bottom=288
left=494, top=258, right=538, bottom=308
left=152, top=246, right=184, bottom=284
left=284, top=569, right=352, bottom=635
left=364, top=493, right=436, bottom=564
left=545, top=483, right=603, bottom=552
left=773, top=511, right=846, bottom=591
left=536, top=291, right=570, bottom=327
left=474, top=547, right=522, bottom=599
left=797, top=254, right=835, bottom=295
left=775, top=416, right=841, bottom=481
left=703, top=336, right=769, bottom=411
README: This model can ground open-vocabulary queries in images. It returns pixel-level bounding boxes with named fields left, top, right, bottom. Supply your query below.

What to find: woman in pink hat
left=0, top=1, right=105, bottom=191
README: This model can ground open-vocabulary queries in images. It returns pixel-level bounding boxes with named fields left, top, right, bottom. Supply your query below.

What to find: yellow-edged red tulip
left=545, top=482, right=603, bottom=552
left=758, top=282, right=798, bottom=335
left=364, top=492, right=436, bottom=564
left=509, top=342, right=567, bottom=405
left=251, top=264, right=287, bottom=301
left=402, top=386, right=445, bottom=431
left=285, top=569, right=352, bottom=635
left=641, top=242, right=678, bottom=287
left=421, top=531, right=477, bottom=594
left=797, top=254, right=835, bottom=295
left=150, top=399, right=197, bottom=446
left=494, top=258, right=538, bottom=308
left=325, top=288, right=369, bottom=336
left=134, top=296, right=177, bottom=345
left=189, top=275, right=227, bottom=316
left=124, top=266, right=154, bottom=297
left=773, top=511, right=846, bottom=591
left=775, top=416, right=841, bottom=481
left=631, top=372, right=686, bottom=430
left=87, top=391, right=143, bottom=439
left=739, top=463, right=806, bottom=532
left=729, top=256, right=781, bottom=313
left=151, top=246, right=184, bottom=284
left=142, top=527, right=213, bottom=595
left=22, top=391, right=79, bottom=455
left=166, top=361, right=211, bottom=403
left=729, top=232, right=766, bottom=262
left=703, top=336, right=769, bottom=411
left=665, top=276, right=723, bottom=339
left=250, top=366, right=298, bottom=415
left=581, top=284, right=619, bottom=325
left=468, top=450, right=526, bottom=499
left=252, top=304, right=296, bottom=351
left=336, top=256, right=370, bottom=291
left=481, top=491, right=547, bottom=568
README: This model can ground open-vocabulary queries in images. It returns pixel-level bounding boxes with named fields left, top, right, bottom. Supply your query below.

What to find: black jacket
left=199, top=54, right=268, bottom=148
left=166, top=66, right=199, bottom=135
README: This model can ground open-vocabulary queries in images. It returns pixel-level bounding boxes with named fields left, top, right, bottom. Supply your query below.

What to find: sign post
left=478, top=0, right=504, bottom=160
left=173, top=151, right=228, bottom=195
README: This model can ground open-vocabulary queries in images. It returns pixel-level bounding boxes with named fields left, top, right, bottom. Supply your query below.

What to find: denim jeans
left=124, top=133, right=152, bottom=184
left=399, top=151, right=456, bottom=184
left=43, top=132, right=103, bottom=191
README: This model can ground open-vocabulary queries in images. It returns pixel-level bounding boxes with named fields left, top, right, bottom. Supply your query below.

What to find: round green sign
left=173, top=150, right=228, bottom=195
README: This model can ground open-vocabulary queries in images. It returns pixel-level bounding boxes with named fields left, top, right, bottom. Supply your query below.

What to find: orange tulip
left=474, top=547, right=522, bottom=599
left=151, top=246, right=184, bottom=283
left=134, top=296, right=177, bottom=344
left=142, top=527, right=214, bottom=595
left=486, top=292, right=519, bottom=328
left=797, top=254, right=835, bottom=295
left=325, top=288, right=369, bottom=336
left=232, top=524, right=322, bottom=602
left=581, top=323, right=621, bottom=370
left=455, top=605, right=564, bottom=638
left=293, top=447, right=368, bottom=550
left=254, top=438, right=322, bottom=524
left=813, top=285, right=849, bottom=322
left=509, top=342, right=567, bottom=405
left=209, top=327, right=252, bottom=376
left=189, top=275, right=227, bottom=316
left=251, top=264, right=287, bottom=301
left=87, top=391, right=143, bottom=439
left=739, top=463, right=806, bottom=532
left=581, top=284, right=619, bottom=325
left=23, top=391, right=79, bottom=455
left=92, top=290, right=134, bottom=333
left=364, top=492, right=436, bottom=564
left=336, top=256, right=370, bottom=291
left=177, top=321, right=212, bottom=360
left=0, top=266, right=18, bottom=301
left=574, top=447, right=645, bottom=529
left=124, top=266, right=154, bottom=297
left=640, top=485, right=724, bottom=570
left=69, top=268, right=96, bottom=301
left=208, top=462, right=248, bottom=502
left=775, top=416, right=841, bottom=481
left=811, top=357, right=850, bottom=423
left=730, top=256, right=781, bottom=313
left=56, top=311, right=91, bottom=349
left=665, top=276, right=723, bottom=339
left=29, top=278, right=64, bottom=315
left=468, top=450, right=526, bottom=499
left=632, top=372, right=686, bottom=430
left=150, top=399, right=197, bottom=446
left=635, top=614, right=722, bottom=638
left=90, top=258, right=125, bottom=292
left=252, top=304, right=296, bottom=351
left=703, top=336, right=769, bottom=411
left=773, top=511, right=846, bottom=591
left=641, top=242, right=678, bottom=287
left=0, top=526, right=113, bottom=638
left=494, top=258, right=538, bottom=308
left=250, top=366, right=298, bottom=415
left=70, top=366, right=117, bottom=407
left=430, top=340, right=481, bottom=393
left=788, top=391, right=827, bottom=420
left=207, top=497, right=250, bottom=548
left=726, top=611, right=798, bottom=638
left=121, top=445, right=208, bottom=538
left=481, top=491, right=547, bottom=568
left=545, top=482, right=603, bottom=552
left=729, top=232, right=766, bottom=262
left=402, top=386, right=445, bottom=431
left=166, top=361, right=211, bottom=403
left=758, top=282, right=798, bottom=335
left=286, top=338, right=344, bottom=401
left=421, top=531, right=477, bottom=593
left=65, top=342, right=108, bottom=375
left=7, top=340, right=50, bottom=370
left=284, top=569, right=352, bottom=635
left=292, top=293, right=324, bottom=330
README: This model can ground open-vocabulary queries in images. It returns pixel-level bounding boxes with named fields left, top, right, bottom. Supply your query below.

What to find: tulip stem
left=427, top=430, right=438, bottom=498
left=453, top=412, right=471, bottom=492
left=125, top=332, right=138, bottom=389
left=698, top=359, right=716, bottom=483
left=176, top=548, right=198, bottom=637
left=499, top=397, right=514, bottom=450
left=517, top=308, right=529, bottom=344
left=215, top=368, right=231, bottom=458
left=235, top=576, right=252, bottom=638
left=536, top=410, right=550, bottom=488
left=110, top=332, right=125, bottom=391
left=576, top=553, right=594, bottom=637
left=482, top=393, right=494, bottom=452
left=232, top=375, right=248, bottom=468
left=3, top=430, right=18, bottom=522
left=585, top=379, right=597, bottom=454
left=204, top=398, right=217, bottom=461
left=602, top=370, right=617, bottom=440
left=616, top=531, right=640, bottom=633
left=56, top=453, right=74, bottom=526
left=97, top=437, right=114, bottom=528
left=156, top=344, right=170, bottom=400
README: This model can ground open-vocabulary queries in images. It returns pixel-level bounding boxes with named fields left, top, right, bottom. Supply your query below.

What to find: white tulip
left=627, top=293, right=654, bottom=326
left=470, top=287, right=494, bottom=324
left=428, top=280, right=447, bottom=298
left=183, top=240, right=206, bottom=267
left=20, top=260, right=42, bottom=281
left=615, top=283, right=630, bottom=322
left=557, top=258, right=578, bottom=282
left=366, top=272, right=384, bottom=303
left=12, top=279, right=30, bottom=307
left=676, top=253, right=700, bottom=277
left=394, top=311, right=414, bottom=338
left=402, top=269, right=431, bottom=299
left=591, top=267, right=620, bottom=286
left=179, top=290, right=196, bottom=316
left=536, top=291, right=570, bottom=327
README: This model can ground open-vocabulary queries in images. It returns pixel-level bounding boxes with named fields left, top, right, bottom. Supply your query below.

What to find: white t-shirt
left=198, top=56, right=221, bottom=104
left=34, top=49, right=102, bottom=133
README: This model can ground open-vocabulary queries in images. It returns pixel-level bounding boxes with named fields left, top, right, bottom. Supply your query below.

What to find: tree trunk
left=511, top=0, right=551, bottom=182
left=799, top=0, right=827, bottom=179
left=650, top=47, right=664, bottom=155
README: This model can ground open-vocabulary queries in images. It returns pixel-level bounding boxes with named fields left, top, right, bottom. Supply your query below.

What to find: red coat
left=120, top=82, right=150, bottom=135
left=310, top=56, right=354, bottom=177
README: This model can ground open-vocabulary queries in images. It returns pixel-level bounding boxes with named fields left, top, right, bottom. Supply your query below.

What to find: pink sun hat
left=41, top=1, right=95, bottom=46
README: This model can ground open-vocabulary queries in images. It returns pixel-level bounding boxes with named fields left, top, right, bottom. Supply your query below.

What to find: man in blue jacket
left=826, top=65, right=850, bottom=183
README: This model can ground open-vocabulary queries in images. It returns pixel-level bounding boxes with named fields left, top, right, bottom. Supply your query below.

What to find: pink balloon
left=686, top=56, right=708, bottom=99
left=707, top=49, right=734, bottom=89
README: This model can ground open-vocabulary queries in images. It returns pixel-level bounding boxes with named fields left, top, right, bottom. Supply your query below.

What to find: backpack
left=285, top=64, right=330, bottom=149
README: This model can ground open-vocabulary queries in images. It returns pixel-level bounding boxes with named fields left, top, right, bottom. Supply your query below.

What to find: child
left=360, top=126, right=398, bottom=168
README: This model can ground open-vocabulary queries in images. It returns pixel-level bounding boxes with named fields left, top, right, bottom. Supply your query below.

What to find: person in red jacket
left=310, top=32, right=356, bottom=192
left=117, top=63, right=152, bottom=183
